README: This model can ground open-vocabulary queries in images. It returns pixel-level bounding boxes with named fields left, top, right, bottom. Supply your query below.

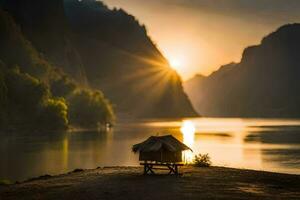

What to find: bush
left=192, top=153, right=212, bottom=167
left=37, top=98, right=69, bottom=131
left=68, top=89, right=115, bottom=128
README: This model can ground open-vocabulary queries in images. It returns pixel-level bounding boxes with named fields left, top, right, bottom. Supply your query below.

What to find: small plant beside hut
left=192, top=153, right=212, bottom=167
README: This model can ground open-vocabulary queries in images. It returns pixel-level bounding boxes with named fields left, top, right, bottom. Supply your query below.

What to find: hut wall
left=139, top=150, right=182, bottom=163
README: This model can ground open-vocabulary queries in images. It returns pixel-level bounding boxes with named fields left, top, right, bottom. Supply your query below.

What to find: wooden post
left=175, top=164, right=178, bottom=175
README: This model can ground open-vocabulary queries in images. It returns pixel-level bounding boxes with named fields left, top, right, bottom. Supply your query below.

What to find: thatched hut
left=132, top=135, right=192, bottom=163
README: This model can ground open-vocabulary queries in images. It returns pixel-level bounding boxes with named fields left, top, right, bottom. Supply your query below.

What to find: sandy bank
left=0, top=166, right=300, bottom=200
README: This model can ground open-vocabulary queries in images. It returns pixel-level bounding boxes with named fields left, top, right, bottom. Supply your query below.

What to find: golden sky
left=103, top=0, right=300, bottom=80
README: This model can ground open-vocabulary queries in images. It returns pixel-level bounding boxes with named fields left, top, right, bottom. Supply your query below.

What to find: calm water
left=1, top=118, right=300, bottom=181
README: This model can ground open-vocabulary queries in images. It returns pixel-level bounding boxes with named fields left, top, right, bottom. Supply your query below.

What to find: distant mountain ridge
left=0, top=0, right=197, bottom=118
left=184, top=24, right=300, bottom=117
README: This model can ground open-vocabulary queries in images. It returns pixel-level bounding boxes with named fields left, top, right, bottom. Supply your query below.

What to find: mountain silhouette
left=0, top=0, right=197, bottom=118
left=184, top=24, right=300, bottom=117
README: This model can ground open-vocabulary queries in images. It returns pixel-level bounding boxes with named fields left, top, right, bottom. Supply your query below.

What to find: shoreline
left=1, top=166, right=300, bottom=199
left=2, top=165, right=300, bottom=185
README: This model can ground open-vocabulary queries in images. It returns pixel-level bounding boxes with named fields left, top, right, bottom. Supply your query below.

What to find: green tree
left=4, top=68, right=69, bottom=130
left=6, top=67, right=49, bottom=111
left=68, top=89, right=115, bottom=128
left=50, top=75, right=76, bottom=98
left=37, top=98, right=68, bottom=131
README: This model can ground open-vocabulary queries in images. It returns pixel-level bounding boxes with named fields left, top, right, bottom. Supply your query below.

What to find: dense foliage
left=37, top=98, right=69, bottom=131
left=0, top=67, right=68, bottom=130
left=68, top=90, right=115, bottom=128
left=50, top=75, right=76, bottom=98
left=0, top=9, right=114, bottom=131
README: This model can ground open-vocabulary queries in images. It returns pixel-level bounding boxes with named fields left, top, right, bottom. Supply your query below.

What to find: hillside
left=64, top=0, right=197, bottom=118
left=0, top=0, right=87, bottom=82
left=0, top=8, right=114, bottom=131
left=1, top=0, right=197, bottom=119
left=184, top=24, right=300, bottom=117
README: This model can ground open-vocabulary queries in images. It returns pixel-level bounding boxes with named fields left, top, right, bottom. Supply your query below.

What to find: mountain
left=63, top=0, right=197, bottom=118
left=1, top=0, right=197, bottom=119
left=0, top=0, right=87, bottom=82
left=0, top=8, right=114, bottom=131
left=184, top=24, right=300, bottom=118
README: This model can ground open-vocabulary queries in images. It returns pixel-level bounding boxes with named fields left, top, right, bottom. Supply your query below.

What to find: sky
left=103, top=0, right=300, bottom=80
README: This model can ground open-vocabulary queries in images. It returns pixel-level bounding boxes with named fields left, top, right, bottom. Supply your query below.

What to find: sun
left=166, top=54, right=189, bottom=78
left=170, top=59, right=182, bottom=69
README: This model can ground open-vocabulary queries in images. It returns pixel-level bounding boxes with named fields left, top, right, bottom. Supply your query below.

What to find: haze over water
left=1, top=118, right=300, bottom=181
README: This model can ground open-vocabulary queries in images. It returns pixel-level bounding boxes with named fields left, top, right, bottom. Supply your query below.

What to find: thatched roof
left=132, top=135, right=192, bottom=153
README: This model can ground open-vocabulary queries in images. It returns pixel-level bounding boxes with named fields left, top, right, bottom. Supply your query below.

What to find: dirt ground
left=0, top=166, right=300, bottom=200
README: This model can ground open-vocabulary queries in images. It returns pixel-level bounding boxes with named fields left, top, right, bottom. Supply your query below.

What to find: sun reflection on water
left=180, top=120, right=196, bottom=163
